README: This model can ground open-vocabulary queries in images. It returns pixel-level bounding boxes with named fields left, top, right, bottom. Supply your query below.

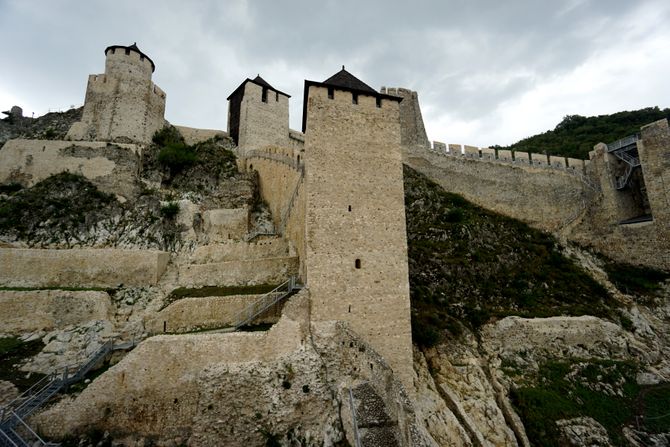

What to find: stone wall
left=403, top=146, right=586, bottom=233
left=202, top=208, right=249, bottom=242
left=244, top=153, right=306, bottom=277
left=0, top=139, right=141, bottom=199
left=174, top=125, right=227, bottom=145
left=0, top=290, right=112, bottom=333
left=177, top=256, right=299, bottom=288
left=381, top=87, right=430, bottom=149
left=237, top=82, right=290, bottom=151
left=36, top=293, right=310, bottom=444
left=638, top=119, right=670, bottom=227
left=190, top=238, right=290, bottom=264
left=67, top=46, right=165, bottom=144
left=304, top=84, right=414, bottom=391
left=145, top=294, right=281, bottom=334
left=0, top=248, right=169, bottom=288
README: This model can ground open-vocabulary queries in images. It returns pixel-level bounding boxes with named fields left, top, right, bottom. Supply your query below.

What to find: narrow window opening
left=261, top=87, right=268, bottom=103
left=275, top=92, right=279, bottom=102
left=163, top=321, right=167, bottom=333
left=348, top=305, right=351, bottom=313
left=327, top=87, right=334, bottom=99
left=125, top=48, right=130, bottom=55
left=297, top=154, right=301, bottom=164
left=355, top=259, right=361, bottom=269
left=249, top=163, right=254, bottom=170
left=348, top=205, right=352, bottom=212
left=352, top=93, right=358, bottom=105
left=376, top=97, right=382, bottom=108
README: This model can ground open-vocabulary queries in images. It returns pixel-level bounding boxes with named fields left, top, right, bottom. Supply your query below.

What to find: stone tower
left=67, top=43, right=166, bottom=144
left=302, top=68, right=414, bottom=389
left=227, top=75, right=290, bottom=151
left=381, top=87, right=430, bottom=149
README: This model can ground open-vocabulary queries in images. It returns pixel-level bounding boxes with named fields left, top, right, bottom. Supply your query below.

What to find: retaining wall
left=0, top=139, right=141, bottom=198
left=0, top=290, right=112, bottom=333
left=145, top=294, right=282, bottom=334
left=0, top=248, right=169, bottom=288
left=177, top=256, right=299, bottom=288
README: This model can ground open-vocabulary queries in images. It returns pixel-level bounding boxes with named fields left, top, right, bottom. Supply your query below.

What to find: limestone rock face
left=556, top=417, right=611, bottom=446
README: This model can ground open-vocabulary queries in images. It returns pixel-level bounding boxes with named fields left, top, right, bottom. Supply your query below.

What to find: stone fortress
left=0, top=43, right=668, bottom=446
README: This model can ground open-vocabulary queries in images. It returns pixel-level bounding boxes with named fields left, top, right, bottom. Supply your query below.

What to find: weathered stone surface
left=0, top=290, right=112, bottom=333
left=0, top=248, right=169, bottom=288
left=145, top=294, right=281, bottom=334
left=304, top=83, right=414, bottom=392
left=556, top=417, right=611, bottom=446
left=480, top=316, right=637, bottom=367
left=0, top=139, right=141, bottom=198
left=177, top=255, right=299, bottom=287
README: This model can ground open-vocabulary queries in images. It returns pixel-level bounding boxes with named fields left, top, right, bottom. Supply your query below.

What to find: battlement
left=104, top=43, right=155, bottom=77
left=425, top=140, right=590, bottom=174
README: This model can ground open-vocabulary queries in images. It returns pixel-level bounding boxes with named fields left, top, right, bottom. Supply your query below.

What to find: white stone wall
left=304, top=85, right=414, bottom=391
left=177, top=256, right=299, bottom=288
left=0, top=248, right=169, bottom=288
left=145, top=294, right=281, bottom=334
left=0, top=139, right=140, bottom=198
left=0, top=290, right=112, bottom=333
left=238, top=82, right=289, bottom=151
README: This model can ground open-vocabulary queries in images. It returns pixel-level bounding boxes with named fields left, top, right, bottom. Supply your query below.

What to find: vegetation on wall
left=403, top=165, right=615, bottom=347
left=492, top=107, right=670, bottom=159
left=0, top=173, right=183, bottom=251
left=146, top=126, right=238, bottom=192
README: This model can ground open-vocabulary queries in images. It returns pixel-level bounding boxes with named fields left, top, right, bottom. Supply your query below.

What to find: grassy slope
left=403, top=164, right=615, bottom=346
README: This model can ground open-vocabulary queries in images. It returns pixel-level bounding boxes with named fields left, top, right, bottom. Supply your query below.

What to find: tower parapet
left=67, top=43, right=166, bottom=144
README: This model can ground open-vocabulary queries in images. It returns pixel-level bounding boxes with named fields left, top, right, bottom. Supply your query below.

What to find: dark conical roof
left=252, top=75, right=275, bottom=90
left=322, top=66, right=377, bottom=94
left=301, top=66, right=402, bottom=132
left=226, top=75, right=291, bottom=100
left=104, top=42, right=155, bottom=72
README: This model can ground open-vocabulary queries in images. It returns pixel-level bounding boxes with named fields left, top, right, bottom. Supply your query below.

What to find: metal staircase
left=607, top=134, right=641, bottom=190
left=231, top=276, right=301, bottom=330
left=0, top=339, right=133, bottom=446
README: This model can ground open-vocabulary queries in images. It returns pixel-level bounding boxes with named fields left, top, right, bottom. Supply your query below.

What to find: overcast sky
left=1, top=0, right=669, bottom=147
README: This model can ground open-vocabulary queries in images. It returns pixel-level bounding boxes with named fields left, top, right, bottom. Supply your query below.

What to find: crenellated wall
left=404, top=143, right=589, bottom=232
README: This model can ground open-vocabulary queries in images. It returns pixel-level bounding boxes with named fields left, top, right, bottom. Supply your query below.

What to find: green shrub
left=157, top=143, right=197, bottom=171
left=602, top=259, right=669, bottom=297
left=160, top=202, right=180, bottom=219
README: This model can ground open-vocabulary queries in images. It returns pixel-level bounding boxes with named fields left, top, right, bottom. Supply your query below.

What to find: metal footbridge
left=606, top=134, right=641, bottom=189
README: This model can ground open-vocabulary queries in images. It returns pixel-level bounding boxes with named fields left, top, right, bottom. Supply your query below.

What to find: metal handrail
left=607, top=134, right=639, bottom=152
left=231, top=277, right=297, bottom=329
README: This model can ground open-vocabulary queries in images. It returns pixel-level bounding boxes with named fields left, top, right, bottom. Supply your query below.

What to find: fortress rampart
left=404, top=144, right=588, bottom=232
left=398, top=87, right=670, bottom=270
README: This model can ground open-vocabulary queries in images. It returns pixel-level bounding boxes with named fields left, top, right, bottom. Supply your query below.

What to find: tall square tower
left=303, top=68, right=413, bottom=389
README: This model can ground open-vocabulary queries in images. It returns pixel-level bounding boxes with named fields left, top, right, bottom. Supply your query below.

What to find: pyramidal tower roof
left=226, top=75, right=290, bottom=100
left=302, top=66, right=402, bottom=131
left=321, top=66, right=378, bottom=94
